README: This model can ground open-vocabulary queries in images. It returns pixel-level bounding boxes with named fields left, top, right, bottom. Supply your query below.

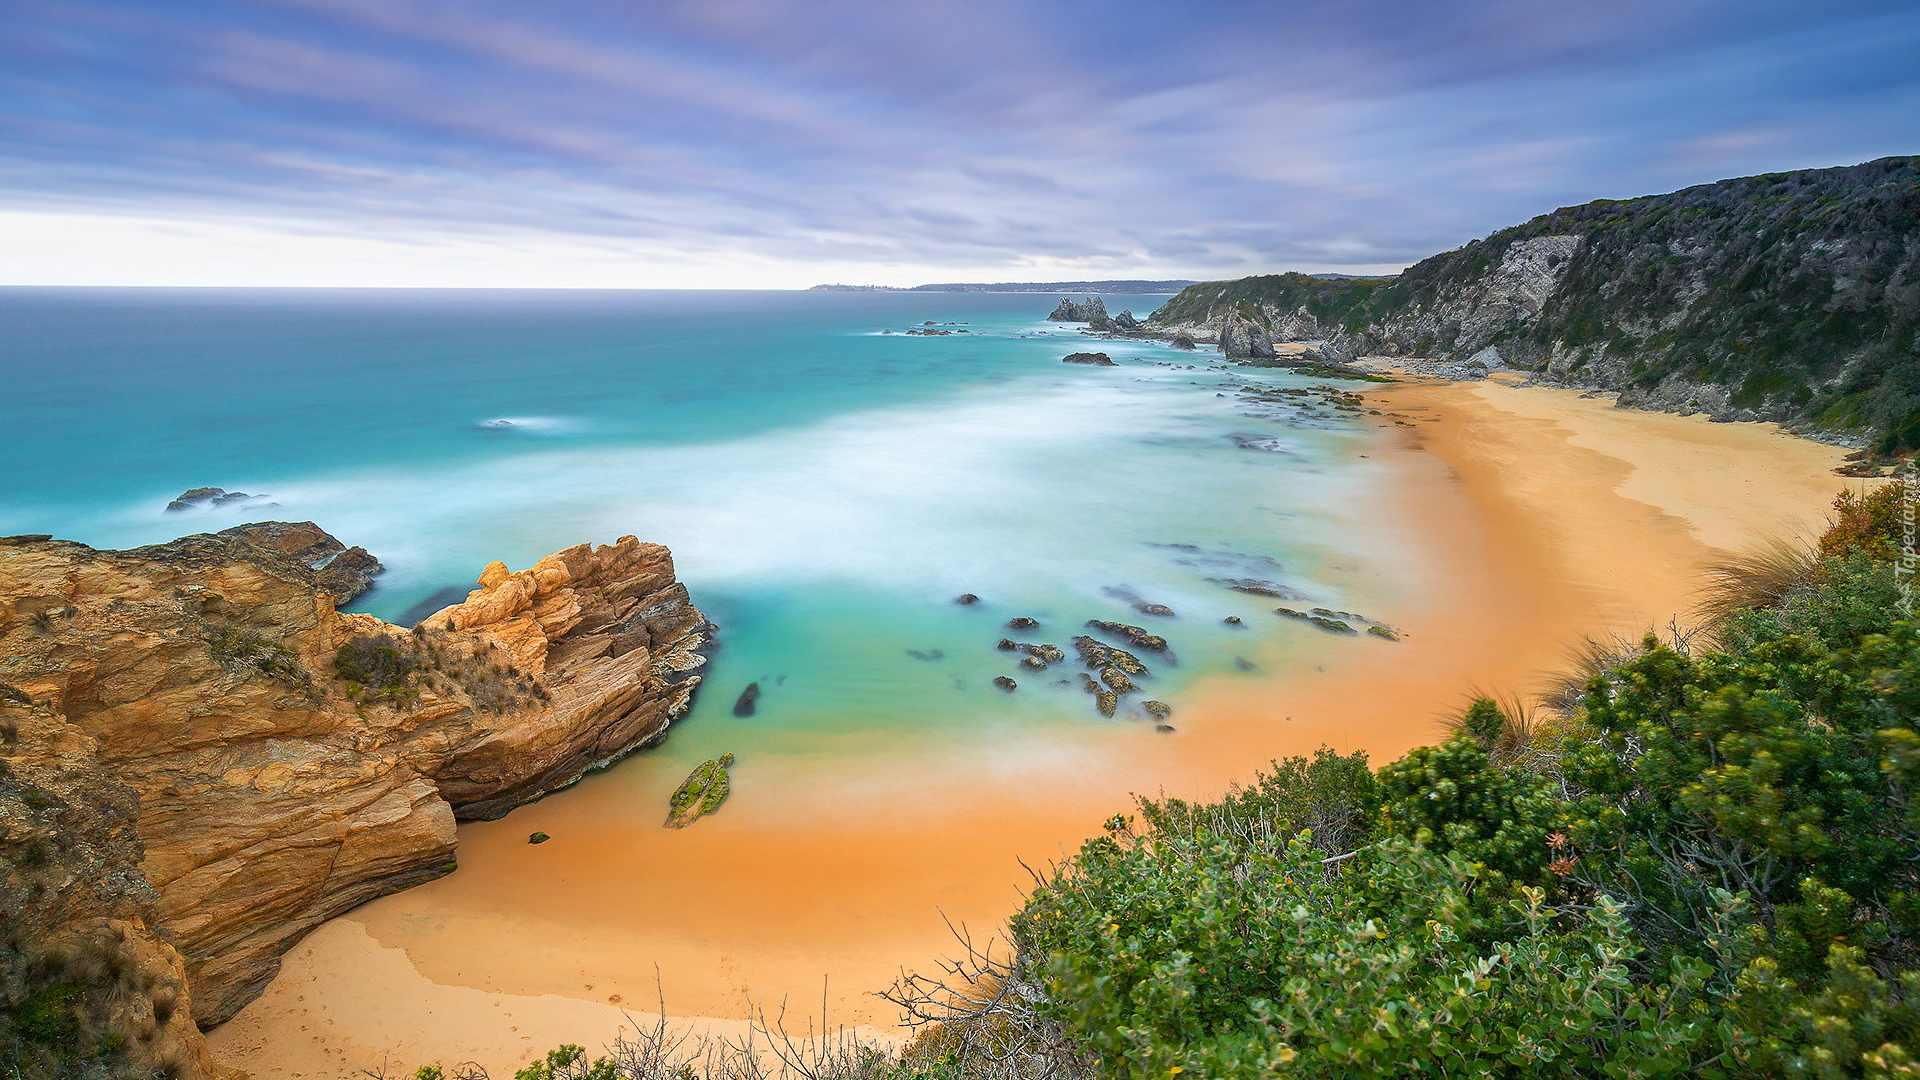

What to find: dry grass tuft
left=1693, top=537, right=1817, bottom=633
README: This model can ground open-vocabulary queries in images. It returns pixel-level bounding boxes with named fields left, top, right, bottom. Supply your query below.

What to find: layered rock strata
left=0, top=526, right=711, bottom=1035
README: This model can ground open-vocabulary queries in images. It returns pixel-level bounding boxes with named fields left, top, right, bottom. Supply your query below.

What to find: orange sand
left=208, top=379, right=1857, bottom=1079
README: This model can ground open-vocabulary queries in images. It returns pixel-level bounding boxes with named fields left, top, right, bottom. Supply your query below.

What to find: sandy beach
left=208, top=377, right=1858, bottom=1079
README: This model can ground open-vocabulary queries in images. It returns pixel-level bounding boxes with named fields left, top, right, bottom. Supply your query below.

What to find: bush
left=335, top=635, right=416, bottom=691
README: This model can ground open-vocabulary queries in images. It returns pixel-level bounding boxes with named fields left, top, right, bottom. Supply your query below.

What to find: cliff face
left=2, top=699, right=227, bottom=1080
left=1151, top=157, right=1920, bottom=449
left=0, top=526, right=711, bottom=1035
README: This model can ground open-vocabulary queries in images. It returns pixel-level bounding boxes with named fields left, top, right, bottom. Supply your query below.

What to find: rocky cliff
left=1150, top=156, right=1920, bottom=450
left=2, top=698, right=228, bottom=1079
left=0, top=524, right=712, bottom=1054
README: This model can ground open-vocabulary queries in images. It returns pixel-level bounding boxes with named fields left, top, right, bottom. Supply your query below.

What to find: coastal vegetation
left=1152, top=158, right=1920, bottom=452
left=419, top=482, right=1916, bottom=1078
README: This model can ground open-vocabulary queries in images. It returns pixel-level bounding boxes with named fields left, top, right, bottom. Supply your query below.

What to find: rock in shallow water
left=666, top=752, right=734, bottom=829
left=733, top=682, right=761, bottom=716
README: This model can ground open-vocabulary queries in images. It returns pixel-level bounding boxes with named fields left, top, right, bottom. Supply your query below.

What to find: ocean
left=0, top=285, right=1406, bottom=793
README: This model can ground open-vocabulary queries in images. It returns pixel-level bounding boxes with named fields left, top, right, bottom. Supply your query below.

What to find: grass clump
left=207, top=624, right=308, bottom=684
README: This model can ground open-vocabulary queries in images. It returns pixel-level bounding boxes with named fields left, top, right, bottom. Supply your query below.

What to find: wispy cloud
left=0, top=0, right=1916, bottom=286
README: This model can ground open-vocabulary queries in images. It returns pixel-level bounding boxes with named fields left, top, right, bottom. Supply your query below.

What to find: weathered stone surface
left=1217, top=314, right=1277, bottom=359
left=0, top=525, right=712, bottom=1029
left=1, top=699, right=232, bottom=1079
left=1047, top=297, right=1110, bottom=325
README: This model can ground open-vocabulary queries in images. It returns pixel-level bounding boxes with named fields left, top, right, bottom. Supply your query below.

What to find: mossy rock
left=666, top=755, right=736, bottom=828
left=1144, top=700, right=1172, bottom=720
left=1366, top=624, right=1402, bottom=641
left=528, top=832, right=551, bottom=844
left=1100, top=666, right=1137, bottom=694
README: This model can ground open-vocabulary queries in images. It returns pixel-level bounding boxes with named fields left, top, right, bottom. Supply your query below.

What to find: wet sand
left=208, top=378, right=1855, bottom=1078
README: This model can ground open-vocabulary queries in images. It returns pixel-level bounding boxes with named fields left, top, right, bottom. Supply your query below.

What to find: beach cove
left=0, top=288, right=1861, bottom=1078
left=198, top=373, right=1853, bottom=1077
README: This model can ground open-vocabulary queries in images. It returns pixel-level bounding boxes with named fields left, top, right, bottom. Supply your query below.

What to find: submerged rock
left=1072, top=636, right=1148, bottom=676
left=1367, top=624, right=1402, bottom=641
left=955, top=593, right=980, bottom=605
left=1063, top=351, right=1116, bottom=366
left=1086, top=619, right=1169, bottom=653
left=165, top=486, right=274, bottom=513
left=528, top=832, right=551, bottom=844
left=994, top=675, right=1018, bottom=692
left=1143, top=700, right=1172, bottom=720
left=733, top=682, right=761, bottom=717
left=1006, top=616, right=1039, bottom=630
left=1223, top=616, right=1244, bottom=626
left=1100, top=666, right=1137, bottom=694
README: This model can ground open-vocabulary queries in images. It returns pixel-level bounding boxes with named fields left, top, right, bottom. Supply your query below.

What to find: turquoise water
left=0, top=288, right=1403, bottom=747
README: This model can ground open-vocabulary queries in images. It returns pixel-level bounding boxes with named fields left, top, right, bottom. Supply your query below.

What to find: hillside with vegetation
left=1151, top=157, right=1920, bottom=452
left=364, top=486, right=1915, bottom=1080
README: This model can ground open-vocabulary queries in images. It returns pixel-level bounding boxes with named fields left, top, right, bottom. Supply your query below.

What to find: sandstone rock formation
left=0, top=525, right=712, bottom=1032
left=2, top=699, right=230, bottom=1079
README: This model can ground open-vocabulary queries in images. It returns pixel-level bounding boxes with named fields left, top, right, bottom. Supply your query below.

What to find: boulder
left=1170, top=334, right=1197, bottom=350
left=1217, top=314, right=1277, bottom=359
left=993, top=676, right=1018, bottom=692
left=1063, top=352, right=1116, bottom=366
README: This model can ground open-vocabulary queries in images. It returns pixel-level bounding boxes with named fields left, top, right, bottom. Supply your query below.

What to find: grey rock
left=1217, top=315, right=1276, bottom=359
left=1048, top=296, right=1111, bottom=325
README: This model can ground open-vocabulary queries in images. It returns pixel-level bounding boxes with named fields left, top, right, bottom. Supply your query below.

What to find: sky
left=2, top=0, right=1918, bottom=288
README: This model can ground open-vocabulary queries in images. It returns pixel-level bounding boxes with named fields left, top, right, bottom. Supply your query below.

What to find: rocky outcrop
left=1047, top=297, right=1111, bottom=327
left=1062, top=352, right=1116, bottom=366
left=1149, top=157, right=1920, bottom=449
left=1, top=699, right=229, bottom=1079
left=1216, top=315, right=1276, bottom=359
left=0, top=525, right=711, bottom=1029
left=1114, top=310, right=1139, bottom=330
left=165, top=488, right=273, bottom=514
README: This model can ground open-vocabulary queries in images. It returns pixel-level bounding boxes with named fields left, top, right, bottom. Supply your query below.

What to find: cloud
left=0, top=0, right=1917, bottom=285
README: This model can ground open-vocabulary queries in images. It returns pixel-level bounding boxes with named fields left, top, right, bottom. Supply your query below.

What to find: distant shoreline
left=806, top=279, right=1199, bottom=293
